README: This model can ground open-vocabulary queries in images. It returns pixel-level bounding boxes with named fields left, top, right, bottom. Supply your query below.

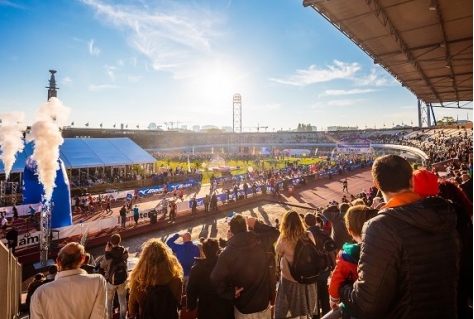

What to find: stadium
left=1, top=1, right=472, bottom=318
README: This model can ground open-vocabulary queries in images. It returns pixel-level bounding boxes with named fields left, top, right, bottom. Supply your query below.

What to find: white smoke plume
left=0, top=112, right=27, bottom=179
left=27, top=97, right=71, bottom=201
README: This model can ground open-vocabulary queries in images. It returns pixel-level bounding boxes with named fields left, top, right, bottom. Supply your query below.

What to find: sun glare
left=189, top=59, right=245, bottom=111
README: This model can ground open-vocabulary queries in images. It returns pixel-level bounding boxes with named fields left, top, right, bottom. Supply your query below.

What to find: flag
left=85, top=122, right=89, bottom=127
left=187, top=155, right=191, bottom=173
left=136, top=124, right=139, bottom=129
left=100, top=123, right=103, bottom=128
left=113, top=123, right=116, bottom=128
left=71, top=121, right=74, bottom=126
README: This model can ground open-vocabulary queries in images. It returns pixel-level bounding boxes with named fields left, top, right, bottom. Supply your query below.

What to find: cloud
left=128, top=76, right=141, bottom=83
left=88, top=39, right=101, bottom=56
left=0, top=0, right=25, bottom=9
left=103, top=65, right=117, bottom=81
left=355, top=68, right=397, bottom=86
left=88, top=84, right=120, bottom=91
left=319, top=88, right=376, bottom=97
left=81, top=0, right=225, bottom=78
left=268, top=60, right=361, bottom=87
left=62, top=76, right=73, bottom=85
left=327, top=99, right=358, bottom=106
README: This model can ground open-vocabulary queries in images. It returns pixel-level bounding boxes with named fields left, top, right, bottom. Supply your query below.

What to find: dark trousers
left=317, top=270, right=331, bottom=316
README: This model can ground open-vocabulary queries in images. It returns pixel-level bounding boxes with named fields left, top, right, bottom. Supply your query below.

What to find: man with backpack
left=304, top=213, right=337, bottom=318
left=100, top=233, right=128, bottom=319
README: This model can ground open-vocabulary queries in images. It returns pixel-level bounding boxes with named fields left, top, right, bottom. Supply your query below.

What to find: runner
left=342, top=178, right=348, bottom=193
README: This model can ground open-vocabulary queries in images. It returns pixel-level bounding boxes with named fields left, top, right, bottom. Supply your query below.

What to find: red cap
left=413, top=169, right=439, bottom=198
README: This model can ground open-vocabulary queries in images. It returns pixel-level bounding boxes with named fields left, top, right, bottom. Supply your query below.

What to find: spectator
left=328, top=205, right=378, bottom=317
left=127, top=238, right=183, bottom=319
left=274, top=210, right=318, bottom=319
left=339, top=154, right=460, bottom=318
left=322, top=203, right=353, bottom=249
left=168, top=201, right=177, bottom=224
left=304, top=213, right=332, bottom=317
left=204, top=195, right=210, bottom=213
left=12, top=204, right=18, bottom=219
left=44, top=264, right=58, bottom=283
left=0, top=214, right=7, bottom=231
left=80, top=253, right=96, bottom=274
left=243, top=182, right=249, bottom=199
left=30, top=242, right=107, bottom=319
left=459, top=171, right=473, bottom=202
left=100, top=234, right=129, bottom=319
left=438, top=180, right=473, bottom=319
left=191, top=198, right=197, bottom=214
left=187, top=238, right=234, bottom=319
left=119, top=205, right=127, bottom=229
left=6, top=226, right=18, bottom=255
left=166, top=232, right=201, bottom=289
left=26, top=273, right=46, bottom=311
left=210, top=193, right=218, bottom=212
left=211, top=214, right=279, bottom=318
left=28, top=205, right=36, bottom=217
left=133, top=205, right=140, bottom=226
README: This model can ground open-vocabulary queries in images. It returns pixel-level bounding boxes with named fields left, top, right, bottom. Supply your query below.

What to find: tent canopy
left=0, top=138, right=157, bottom=174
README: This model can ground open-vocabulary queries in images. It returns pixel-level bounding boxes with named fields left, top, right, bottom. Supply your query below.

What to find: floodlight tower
left=233, top=94, right=242, bottom=133
left=46, top=70, right=59, bottom=101
left=233, top=94, right=243, bottom=153
left=417, top=99, right=437, bottom=127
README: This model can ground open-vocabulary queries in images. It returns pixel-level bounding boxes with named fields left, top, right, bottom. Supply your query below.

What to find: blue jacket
left=166, top=234, right=201, bottom=276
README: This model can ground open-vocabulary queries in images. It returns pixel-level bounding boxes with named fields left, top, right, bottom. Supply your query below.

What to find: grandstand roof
left=303, top=0, right=473, bottom=106
left=0, top=138, right=156, bottom=174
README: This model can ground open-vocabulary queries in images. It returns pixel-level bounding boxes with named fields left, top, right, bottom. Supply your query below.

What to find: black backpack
left=308, top=226, right=338, bottom=272
left=287, top=233, right=321, bottom=284
left=140, top=284, right=181, bottom=319
left=108, top=257, right=128, bottom=285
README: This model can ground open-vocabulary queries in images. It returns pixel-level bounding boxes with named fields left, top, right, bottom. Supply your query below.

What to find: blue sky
left=0, top=0, right=471, bottom=131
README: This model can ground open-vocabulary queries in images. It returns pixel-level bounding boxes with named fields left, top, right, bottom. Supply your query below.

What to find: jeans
left=107, top=282, right=127, bottom=319
left=234, top=305, right=271, bottom=319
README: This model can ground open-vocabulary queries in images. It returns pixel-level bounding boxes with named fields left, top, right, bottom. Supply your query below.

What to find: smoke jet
left=0, top=112, right=26, bottom=179
left=27, top=97, right=70, bottom=201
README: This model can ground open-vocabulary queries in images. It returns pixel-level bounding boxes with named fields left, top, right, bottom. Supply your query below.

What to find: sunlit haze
left=0, top=0, right=471, bottom=131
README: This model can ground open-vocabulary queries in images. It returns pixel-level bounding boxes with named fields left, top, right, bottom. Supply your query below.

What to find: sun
left=189, top=59, right=246, bottom=111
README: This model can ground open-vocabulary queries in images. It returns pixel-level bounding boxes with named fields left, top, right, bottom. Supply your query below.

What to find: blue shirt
left=166, top=234, right=201, bottom=276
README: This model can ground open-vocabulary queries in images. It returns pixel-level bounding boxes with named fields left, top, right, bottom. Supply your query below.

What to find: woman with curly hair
left=274, top=210, right=318, bottom=319
left=127, top=238, right=183, bottom=319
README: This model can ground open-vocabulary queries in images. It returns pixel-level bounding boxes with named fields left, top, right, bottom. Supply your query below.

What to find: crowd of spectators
left=21, top=153, right=472, bottom=319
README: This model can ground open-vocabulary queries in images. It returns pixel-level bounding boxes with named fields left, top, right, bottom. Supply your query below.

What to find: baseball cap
left=413, top=169, right=439, bottom=198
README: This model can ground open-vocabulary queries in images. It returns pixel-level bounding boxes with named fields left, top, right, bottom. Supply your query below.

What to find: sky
left=0, top=0, right=472, bottom=132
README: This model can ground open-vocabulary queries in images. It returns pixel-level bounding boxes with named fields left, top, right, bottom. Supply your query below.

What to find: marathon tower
left=46, top=70, right=59, bottom=101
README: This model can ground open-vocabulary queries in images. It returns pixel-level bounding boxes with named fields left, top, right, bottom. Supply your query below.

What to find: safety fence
left=0, top=243, right=22, bottom=319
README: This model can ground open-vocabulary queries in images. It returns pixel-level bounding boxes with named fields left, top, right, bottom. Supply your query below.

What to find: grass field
left=154, top=157, right=328, bottom=184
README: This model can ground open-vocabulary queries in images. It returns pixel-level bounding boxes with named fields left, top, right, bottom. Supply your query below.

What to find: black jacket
left=340, top=196, right=460, bottom=319
left=322, top=208, right=353, bottom=249
left=187, top=257, right=234, bottom=319
left=210, top=221, right=279, bottom=314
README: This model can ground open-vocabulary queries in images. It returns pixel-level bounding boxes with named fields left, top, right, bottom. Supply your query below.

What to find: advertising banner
left=336, top=136, right=371, bottom=153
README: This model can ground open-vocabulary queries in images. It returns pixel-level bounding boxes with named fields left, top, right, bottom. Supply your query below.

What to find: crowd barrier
left=0, top=243, right=22, bottom=319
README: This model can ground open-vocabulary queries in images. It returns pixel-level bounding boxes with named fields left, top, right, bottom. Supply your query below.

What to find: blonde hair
left=279, top=210, right=307, bottom=247
left=128, top=238, right=183, bottom=291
